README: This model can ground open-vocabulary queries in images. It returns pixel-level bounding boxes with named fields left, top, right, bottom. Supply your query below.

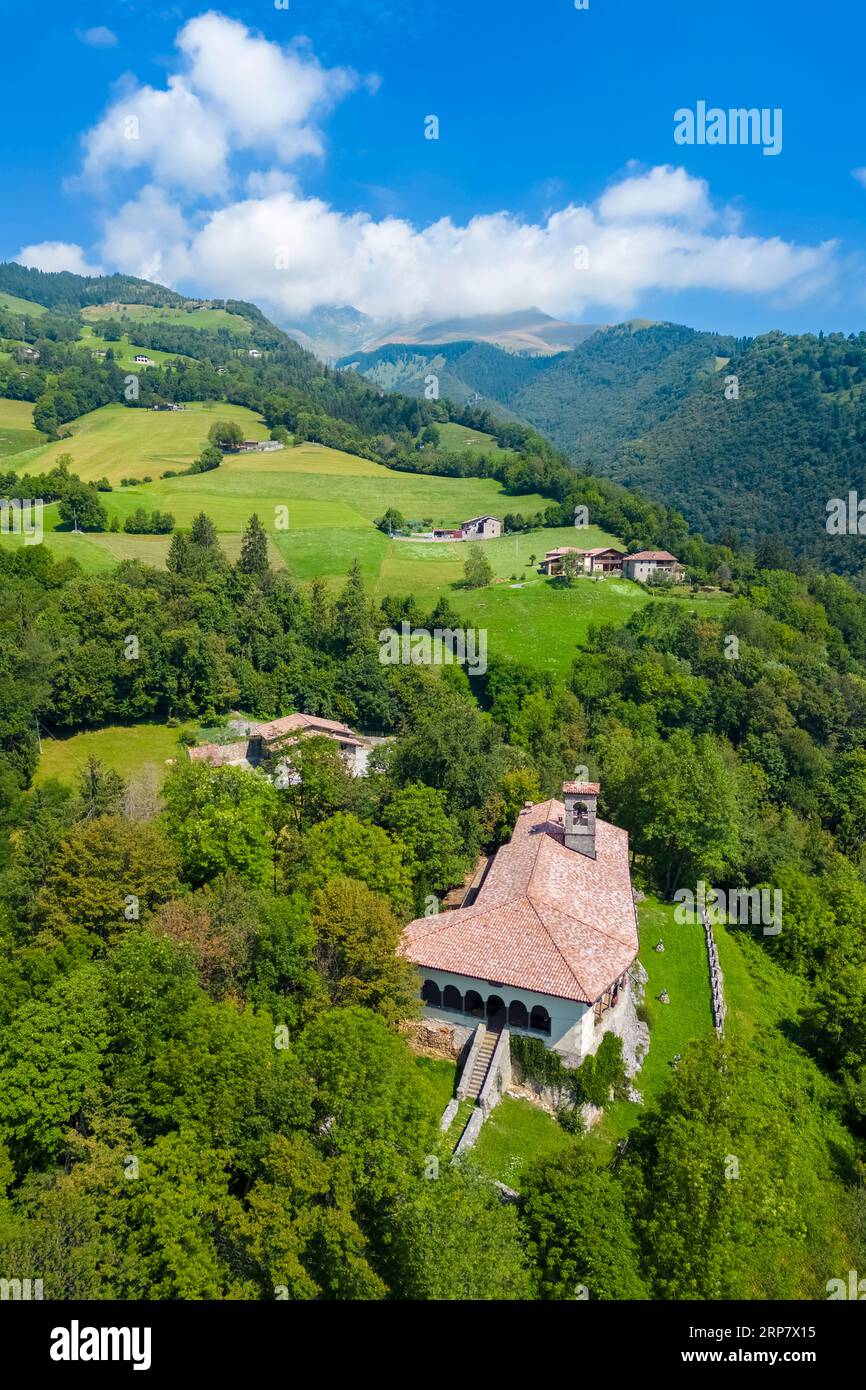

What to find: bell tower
left=562, top=781, right=599, bottom=859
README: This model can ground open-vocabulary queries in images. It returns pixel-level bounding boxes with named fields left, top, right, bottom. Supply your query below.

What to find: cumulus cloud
left=97, top=170, right=837, bottom=324
left=16, top=241, right=104, bottom=276
left=77, top=26, right=118, bottom=49
left=79, top=12, right=360, bottom=194
left=48, top=13, right=838, bottom=324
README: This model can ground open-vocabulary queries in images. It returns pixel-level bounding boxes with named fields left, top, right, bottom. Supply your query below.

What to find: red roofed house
left=622, top=550, right=685, bottom=583
left=188, top=712, right=371, bottom=775
left=538, top=546, right=586, bottom=576
left=584, top=546, right=625, bottom=574
left=401, top=782, right=639, bottom=1064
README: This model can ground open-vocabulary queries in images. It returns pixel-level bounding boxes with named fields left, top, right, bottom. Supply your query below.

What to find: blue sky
left=3, top=0, right=865, bottom=335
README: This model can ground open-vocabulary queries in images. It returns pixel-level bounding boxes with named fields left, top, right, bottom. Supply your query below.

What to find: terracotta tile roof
left=562, top=781, right=600, bottom=795
left=401, top=797, right=638, bottom=1003
left=626, top=550, right=679, bottom=562
left=252, top=713, right=357, bottom=742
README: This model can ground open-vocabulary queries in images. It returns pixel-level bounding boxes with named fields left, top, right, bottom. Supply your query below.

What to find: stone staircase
left=464, top=1028, right=498, bottom=1100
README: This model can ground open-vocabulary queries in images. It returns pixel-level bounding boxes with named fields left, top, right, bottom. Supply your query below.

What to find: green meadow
left=6, top=401, right=271, bottom=483
left=0, top=396, right=45, bottom=459
left=436, top=421, right=508, bottom=452
left=0, top=289, right=47, bottom=317
left=76, top=326, right=197, bottom=371
left=35, top=720, right=195, bottom=787
left=1, top=394, right=730, bottom=677
left=82, top=302, right=253, bottom=335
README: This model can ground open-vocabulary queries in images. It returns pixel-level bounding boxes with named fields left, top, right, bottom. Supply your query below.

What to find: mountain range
left=3, top=254, right=866, bottom=579
left=341, top=317, right=866, bottom=572
left=281, top=305, right=601, bottom=362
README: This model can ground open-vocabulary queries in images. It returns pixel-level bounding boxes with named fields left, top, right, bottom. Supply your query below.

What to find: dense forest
left=348, top=320, right=866, bottom=582
left=2, top=262, right=865, bottom=1301
left=1, top=509, right=865, bottom=1297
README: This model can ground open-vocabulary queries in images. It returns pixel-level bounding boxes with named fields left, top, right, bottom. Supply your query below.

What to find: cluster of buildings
left=232, top=439, right=285, bottom=453
left=540, top=544, right=685, bottom=583
left=187, top=712, right=371, bottom=776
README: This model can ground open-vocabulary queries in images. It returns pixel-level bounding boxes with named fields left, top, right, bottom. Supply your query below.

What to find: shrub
left=572, top=1033, right=627, bottom=1108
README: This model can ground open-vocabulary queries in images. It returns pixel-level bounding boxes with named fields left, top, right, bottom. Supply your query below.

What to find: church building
left=400, top=783, right=639, bottom=1064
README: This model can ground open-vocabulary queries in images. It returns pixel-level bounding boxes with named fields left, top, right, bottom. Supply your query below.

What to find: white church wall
left=416, top=966, right=588, bottom=1061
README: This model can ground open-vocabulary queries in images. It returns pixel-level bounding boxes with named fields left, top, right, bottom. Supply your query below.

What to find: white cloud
left=79, top=12, right=360, bottom=194
left=77, top=26, right=118, bottom=49
left=15, top=241, right=104, bottom=276
left=99, top=187, right=192, bottom=286
left=598, top=165, right=713, bottom=228
left=98, top=170, right=836, bottom=324
left=46, top=14, right=838, bottom=325
left=852, top=168, right=866, bottom=189
left=245, top=168, right=301, bottom=198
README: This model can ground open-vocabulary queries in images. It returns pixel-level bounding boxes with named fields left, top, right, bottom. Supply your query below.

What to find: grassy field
left=0, top=290, right=47, bottom=317
left=35, top=720, right=195, bottom=787
left=7, top=401, right=271, bottom=485
left=0, top=396, right=44, bottom=459
left=594, top=895, right=716, bottom=1149
left=76, top=326, right=197, bottom=371
left=82, top=303, right=252, bottom=335
left=471, top=1095, right=575, bottom=1184
left=436, top=421, right=507, bottom=452
left=1, top=396, right=729, bottom=675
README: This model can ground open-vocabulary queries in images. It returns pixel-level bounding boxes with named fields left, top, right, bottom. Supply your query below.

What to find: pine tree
left=189, top=512, right=218, bottom=549
left=333, top=558, right=370, bottom=648
left=167, top=532, right=189, bottom=574
left=238, top=513, right=269, bottom=576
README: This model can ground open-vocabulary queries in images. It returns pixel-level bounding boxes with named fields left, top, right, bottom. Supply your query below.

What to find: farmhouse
left=133, top=354, right=154, bottom=365
left=539, top=545, right=586, bottom=576
left=401, top=782, right=639, bottom=1064
left=233, top=439, right=284, bottom=453
left=585, top=545, right=625, bottom=574
left=247, top=348, right=263, bottom=358
left=461, top=514, right=502, bottom=539
left=187, top=712, right=371, bottom=775
left=622, top=550, right=685, bottom=583
left=540, top=545, right=626, bottom=577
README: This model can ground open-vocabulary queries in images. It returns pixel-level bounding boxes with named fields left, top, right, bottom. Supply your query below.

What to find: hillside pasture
left=76, top=327, right=197, bottom=371
left=0, top=396, right=44, bottom=459
left=35, top=720, right=195, bottom=788
left=7, top=402, right=271, bottom=485
left=82, top=303, right=253, bottom=335
left=436, top=421, right=508, bottom=453
left=0, top=290, right=47, bottom=317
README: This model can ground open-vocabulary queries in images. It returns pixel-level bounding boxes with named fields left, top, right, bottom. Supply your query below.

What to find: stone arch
left=465, top=989, right=484, bottom=1019
left=487, top=995, right=506, bottom=1030
left=530, top=1004, right=551, bottom=1035
left=421, top=979, right=441, bottom=1007
left=508, top=999, right=528, bottom=1029
left=442, top=984, right=463, bottom=1012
